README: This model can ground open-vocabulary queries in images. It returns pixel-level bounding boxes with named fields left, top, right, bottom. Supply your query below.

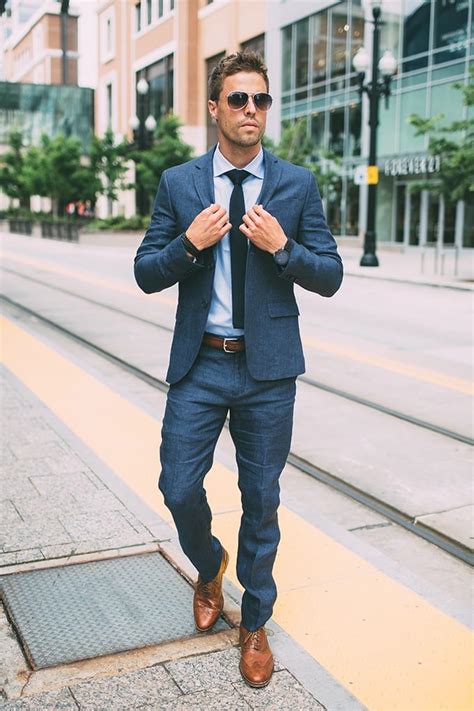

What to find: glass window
left=399, top=88, right=427, bottom=153
left=138, top=55, right=174, bottom=127
left=170, top=0, right=174, bottom=9
left=348, top=102, right=361, bottom=156
left=158, top=0, right=164, bottom=18
left=433, top=0, right=468, bottom=64
left=310, top=112, right=325, bottom=149
left=402, top=0, right=430, bottom=72
left=311, top=12, right=328, bottom=86
left=0, top=82, right=94, bottom=152
left=378, top=97, right=398, bottom=156
left=147, top=0, right=152, bottom=24
left=106, top=83, right=112, bottom=128
left=430, top=80, right=464, bottom=128
left=463, top=197, right=473, bottom=247
left=330, top=4, right=349, bottom=80
left=206, top=52, right=225, bottom=149
left=328, top=106, right=345, bottom=156
left=345, top=180, right=359, bottom=235
left=282, top=25, right=292, bottom=93
left=295, top=18, right=309, bottom=90
left=135, top=2, right=141, bottom=32
left=349, top=8, right=364, bottom=86
left=241, top=34, right=265, bottom=58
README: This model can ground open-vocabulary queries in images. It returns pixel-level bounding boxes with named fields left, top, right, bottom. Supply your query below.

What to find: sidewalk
left=339, top=244, right=473, bottom=290
left=0, top=366, right=328, bottom=710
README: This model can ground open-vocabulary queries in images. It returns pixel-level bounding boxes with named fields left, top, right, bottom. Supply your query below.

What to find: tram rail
left=3, top=267, right=472, bottom=446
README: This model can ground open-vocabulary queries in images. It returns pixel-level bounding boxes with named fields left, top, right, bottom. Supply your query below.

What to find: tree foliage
left=0, top=129, right=31, bottom=207
left=408, top=70, right=474, bottom=204
left=264, top=118, right=341, bottom=197
left=130, top=114, right=194, bottom=210
left=89, top=128, right=130, bottom=203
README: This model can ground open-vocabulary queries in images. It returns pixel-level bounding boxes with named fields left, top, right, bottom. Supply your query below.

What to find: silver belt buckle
left=223, top=338, right=237, bottom=353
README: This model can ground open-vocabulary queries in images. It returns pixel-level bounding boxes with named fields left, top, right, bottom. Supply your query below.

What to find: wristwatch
left=273, top=239, right=292, bottom=267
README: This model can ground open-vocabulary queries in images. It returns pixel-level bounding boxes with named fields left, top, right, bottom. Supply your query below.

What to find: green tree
left=0, top=129, right=31, bottom=209
left=408, top=71, right=474, bottom=204
left=264, top=118, right=341, bottom=196
left=89, top=128, right=130, bottom=205
left=25, top=133, right=100, bottom=216
left=131, top=114, right=194, bottom=211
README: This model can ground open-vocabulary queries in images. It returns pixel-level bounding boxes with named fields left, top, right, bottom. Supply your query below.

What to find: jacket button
left=201, top=299, right=208, bottom=308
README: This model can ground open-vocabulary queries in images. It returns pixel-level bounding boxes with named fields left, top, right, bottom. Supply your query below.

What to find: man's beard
left=221, top=123, right=265, bottom=147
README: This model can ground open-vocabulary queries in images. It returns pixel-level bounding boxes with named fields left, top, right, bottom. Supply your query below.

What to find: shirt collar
left=213, top=144, right=264, bottom=180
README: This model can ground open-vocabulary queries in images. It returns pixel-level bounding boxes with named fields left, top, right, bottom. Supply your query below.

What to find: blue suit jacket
left=134, top=147, right=343, bottom=384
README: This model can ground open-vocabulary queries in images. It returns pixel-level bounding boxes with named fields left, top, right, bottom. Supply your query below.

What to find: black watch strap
left=182, top=233, right=201, bottom=259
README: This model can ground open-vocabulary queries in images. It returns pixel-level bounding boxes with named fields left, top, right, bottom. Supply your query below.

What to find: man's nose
left=244, top=96, right=257, bottom=115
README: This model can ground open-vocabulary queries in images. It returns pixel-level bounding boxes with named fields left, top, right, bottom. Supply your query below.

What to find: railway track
left=3, top=267, right=472, bottom=446
left=2, top=287, right=472, bottom=566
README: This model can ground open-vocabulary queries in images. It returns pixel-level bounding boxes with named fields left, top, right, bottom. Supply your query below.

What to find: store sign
left=384, top=155, right=441, bottom=177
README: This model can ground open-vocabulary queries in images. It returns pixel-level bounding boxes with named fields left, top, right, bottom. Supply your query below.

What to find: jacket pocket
left=268, top=300, right=300, bottom=318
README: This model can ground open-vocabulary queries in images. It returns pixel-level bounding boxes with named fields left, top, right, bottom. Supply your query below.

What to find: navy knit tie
left=225, top=169, right=251, bottom=329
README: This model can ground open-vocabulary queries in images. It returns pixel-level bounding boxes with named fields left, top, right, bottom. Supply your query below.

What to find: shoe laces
left=197, top=578, right=215, bottom=597
left=244, top=628, right=264, bottom=651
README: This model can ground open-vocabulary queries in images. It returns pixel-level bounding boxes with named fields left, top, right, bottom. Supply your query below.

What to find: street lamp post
left=129, top=78, right=157, bottom=216
left=353, top=1, right=397, bottom=267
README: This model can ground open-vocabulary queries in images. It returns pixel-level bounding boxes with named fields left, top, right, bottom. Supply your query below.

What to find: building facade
left=2, top=0, right=79, bottom=85
left=264, top=0, right=473, bottom=248
left=94, top=0, right=472, bottom=246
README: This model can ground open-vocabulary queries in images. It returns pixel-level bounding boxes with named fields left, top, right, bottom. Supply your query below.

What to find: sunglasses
left=226, top=91, right=273, bottom=112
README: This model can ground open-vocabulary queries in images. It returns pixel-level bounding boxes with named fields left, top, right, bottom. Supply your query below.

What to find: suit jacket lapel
left=192, top=147, right=216, bottom=209
left=257, top=149, right=282, bottom=207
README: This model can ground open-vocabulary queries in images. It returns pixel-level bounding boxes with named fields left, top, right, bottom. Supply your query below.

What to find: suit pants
left=159, top=343, right=296, bottom=631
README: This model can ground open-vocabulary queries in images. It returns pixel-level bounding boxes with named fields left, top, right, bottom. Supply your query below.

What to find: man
left=134, top=51, right=342, bottom=688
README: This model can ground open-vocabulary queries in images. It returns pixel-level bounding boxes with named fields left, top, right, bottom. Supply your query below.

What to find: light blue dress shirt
left=205, top=145, right=265, bottom=337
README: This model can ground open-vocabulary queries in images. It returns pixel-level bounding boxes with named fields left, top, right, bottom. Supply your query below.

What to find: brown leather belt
left=202, top=333, right=245, bottom=353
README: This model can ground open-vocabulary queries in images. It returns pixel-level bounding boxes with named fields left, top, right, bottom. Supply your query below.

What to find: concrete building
left=94, top=0, right=472, bottom=246
left=2, top=0, right=79, bottom=84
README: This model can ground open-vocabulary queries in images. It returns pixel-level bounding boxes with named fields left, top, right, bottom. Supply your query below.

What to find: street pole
left=60, top=0, right=70, bottom=84
left=362, top=5, right=381, bottom=267
left=353, top=4, right=396, bottom=267
left=137, top=89, right=147, bottom=217
left=130, top=78, right=156, bottom=218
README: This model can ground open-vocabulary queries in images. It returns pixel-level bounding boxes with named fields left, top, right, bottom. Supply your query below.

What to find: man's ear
left=208, top=99, right=217, bottom=122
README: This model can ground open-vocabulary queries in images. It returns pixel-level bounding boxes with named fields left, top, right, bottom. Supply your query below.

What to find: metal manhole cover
left=0, top=552, right=229, bottom=669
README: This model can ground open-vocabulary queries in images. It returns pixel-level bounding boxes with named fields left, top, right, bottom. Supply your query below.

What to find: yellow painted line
left=0, top=249, right=176, bottom=307
left=1, top=315, right=472, bottom=711
left=302, top=334, right=473, bottom=396
left=2, top=247, right=471, bottom=396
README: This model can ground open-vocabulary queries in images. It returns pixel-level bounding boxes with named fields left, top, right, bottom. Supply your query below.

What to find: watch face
left=274, top=249, right=290, bottom=266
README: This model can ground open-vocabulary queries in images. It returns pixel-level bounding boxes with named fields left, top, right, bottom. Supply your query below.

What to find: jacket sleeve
left=278, top=170, right=343, bottom=297
left=134, top=171, right=205, bottom=294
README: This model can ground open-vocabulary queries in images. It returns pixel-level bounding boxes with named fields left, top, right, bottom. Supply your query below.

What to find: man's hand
left=186, top=204, right=231, bottom=251
left=240, top=205, right=287, bottom=254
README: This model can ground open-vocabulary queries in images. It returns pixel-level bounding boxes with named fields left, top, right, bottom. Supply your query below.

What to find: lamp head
left=144, top=114, right=157, bottom=132
left=379, top=49, right=397, bottom=76
left=129, top=115, right=140, bottom=131
left=136, top=78, right=149, bottom=95
left=353, top=46, right=370, bottom=74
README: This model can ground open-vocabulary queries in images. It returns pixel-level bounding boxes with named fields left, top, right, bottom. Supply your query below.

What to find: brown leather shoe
left=193, top=548, right=229, bottom=632
left=239, top=625, right=274, bottom=688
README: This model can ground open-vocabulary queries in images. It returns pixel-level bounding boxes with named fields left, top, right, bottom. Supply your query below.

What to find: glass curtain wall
left=0, top=82, right=94, bottom=151
left=281, top=0, right=473, bottom=242
left=281, top=1, right=365, bottom=236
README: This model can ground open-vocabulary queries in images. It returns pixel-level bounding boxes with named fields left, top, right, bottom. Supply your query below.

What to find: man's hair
left=208, top=51, right=269, bottom=101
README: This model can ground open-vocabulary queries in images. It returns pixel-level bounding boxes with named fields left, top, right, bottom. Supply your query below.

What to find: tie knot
left=225, top=169, right=252, bottom=186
